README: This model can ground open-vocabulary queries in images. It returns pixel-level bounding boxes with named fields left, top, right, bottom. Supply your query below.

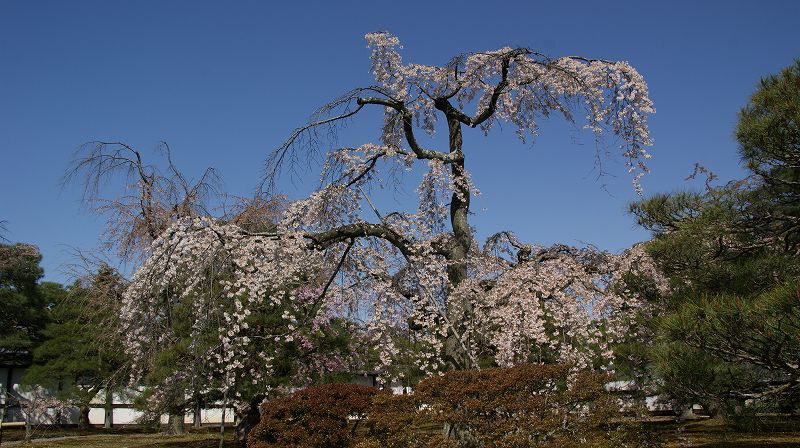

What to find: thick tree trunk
left=443, top=421, right=480, bottom=446
left=103, top=388, right=113, bottom=429
left=443, top=116, right=474, bottom=370
left=24, top=411, right=31, bottom=442
left=194, top=398, right=202, bottom=429
left=236, top=394, right=265, bottom=442
left=0, top=387, right=6, bottom=446
left=168, top=412, right=185, bottom=435
left=79, top=405, right=91, bottom=430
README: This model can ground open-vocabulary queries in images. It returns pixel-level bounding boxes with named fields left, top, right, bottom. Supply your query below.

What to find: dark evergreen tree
left=22, top=266, right=128, bottom=429
left=630, top=60, right=800, bottom=416
left=0, top=243, right=53, bottom=353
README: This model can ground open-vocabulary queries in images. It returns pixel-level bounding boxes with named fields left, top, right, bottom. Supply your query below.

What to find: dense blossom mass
left=122, top=32, right=661, bottom=392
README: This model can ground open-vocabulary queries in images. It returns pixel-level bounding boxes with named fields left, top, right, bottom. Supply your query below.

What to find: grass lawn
left=0, top=427, right=243, bottom=448
left=2, top=418, right=800, bottom=447
left=661, top=417, right=800, bottom=447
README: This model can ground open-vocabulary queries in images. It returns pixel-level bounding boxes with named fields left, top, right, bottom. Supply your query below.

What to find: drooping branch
left=265, top=84, right=472, bottom=192
left=64, top=141, right=163, bottom=256
left=355, top=97, right=459, bottom=163
left=264, top=87, right=412, bottom=190
left=434, top=49, right=532, bottom=128
left=304, top=222, right=416, bottom=258
left=158, top=141, right=221, bottom=218
left=341, top=151, right=383, bottom=187
left=317, top=238, right=355, bottom=302
left=265, top=104, right=365, bottom=190
left=485, top=231, right=533, bottom=263
left=214, top=216, right=418, bottom=261
left=327, top=146, right=404, bottom=188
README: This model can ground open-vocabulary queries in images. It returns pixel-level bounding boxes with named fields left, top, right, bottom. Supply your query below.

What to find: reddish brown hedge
left=411, top=364, right=617, bottom=447
left=247, top=383, right=379, bottom=448
left=357, top=392, right=447, bottom=448
left=248, top=365, right=656, bottom=448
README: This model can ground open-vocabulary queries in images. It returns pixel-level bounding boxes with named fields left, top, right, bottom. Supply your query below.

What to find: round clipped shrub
left=247, top=383, right=379, bottom=448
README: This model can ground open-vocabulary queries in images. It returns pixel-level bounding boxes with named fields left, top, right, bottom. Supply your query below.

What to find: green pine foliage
left=22, top=266, right=128, bottom=428
left=0, top=243, right=53, bottom=352
left=630, top=60, right=800, bottom=416
left=738, top=59, right=800, bottom=228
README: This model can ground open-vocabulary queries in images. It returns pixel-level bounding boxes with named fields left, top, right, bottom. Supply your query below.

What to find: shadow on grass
left=694, top=443, right=800, bottom=448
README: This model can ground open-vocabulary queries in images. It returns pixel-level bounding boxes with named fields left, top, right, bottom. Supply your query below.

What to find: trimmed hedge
left=248, top=383, right=379, bottom=448
left=413, top=364, right=615, bottom=447
left=356, top=391, right=444, bottom=448
left=248, top=365, right=660, bottom=448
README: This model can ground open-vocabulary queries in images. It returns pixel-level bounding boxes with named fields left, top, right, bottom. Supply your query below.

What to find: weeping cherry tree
left=122, top=32, right=666, bottom=396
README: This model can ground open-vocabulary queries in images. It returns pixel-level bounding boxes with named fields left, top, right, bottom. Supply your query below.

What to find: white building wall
left=1, top=366, right=237, bottom=426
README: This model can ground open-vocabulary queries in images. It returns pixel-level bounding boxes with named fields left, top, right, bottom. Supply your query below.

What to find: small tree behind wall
left=123, top=32, right=665, bottom=392
left=22, top=269, right=127, bottom=430
left=64, top=142, right=352, bottom=435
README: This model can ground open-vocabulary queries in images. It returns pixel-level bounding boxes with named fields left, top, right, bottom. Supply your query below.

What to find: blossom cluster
left=120, top=217, right=347, bottom=397
left=366, top=31, right=655, bottom=192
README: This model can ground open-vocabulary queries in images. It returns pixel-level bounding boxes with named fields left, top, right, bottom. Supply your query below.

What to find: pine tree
left=23, top=267, right=127, bottom=429
left=631, top=60, right=800, bottom=416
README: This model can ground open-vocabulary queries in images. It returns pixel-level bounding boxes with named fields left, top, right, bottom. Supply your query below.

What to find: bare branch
left=317, top=238, right=355, bottom=302
left=262, top=88, right=377, bottom=192
left=0, top=220, right=9, bottom=242
left=264, top=84, right=464, bottom=195
left=64, top=141, right=221, bottom=262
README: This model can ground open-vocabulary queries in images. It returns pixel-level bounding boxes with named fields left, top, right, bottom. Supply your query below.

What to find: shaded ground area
left=664, top=417, right=800, bottom=447
left=1, top=426, right=157, bottom=442
left=0, top=427, right=243, bottom=448
left=2, top=418, right=800, bottom=447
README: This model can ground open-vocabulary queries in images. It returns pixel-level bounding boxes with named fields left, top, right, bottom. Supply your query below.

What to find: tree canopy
left=119, top=31, right=663, bottom=400
left=630, top=59, right=800, bottom=413
left=0, top=243, right=54, bottom=353
left=22, top=266, right=127, bottom=429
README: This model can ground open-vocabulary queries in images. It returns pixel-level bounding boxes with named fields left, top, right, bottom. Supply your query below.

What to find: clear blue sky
left=1, top=0, right=798, bottom=283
